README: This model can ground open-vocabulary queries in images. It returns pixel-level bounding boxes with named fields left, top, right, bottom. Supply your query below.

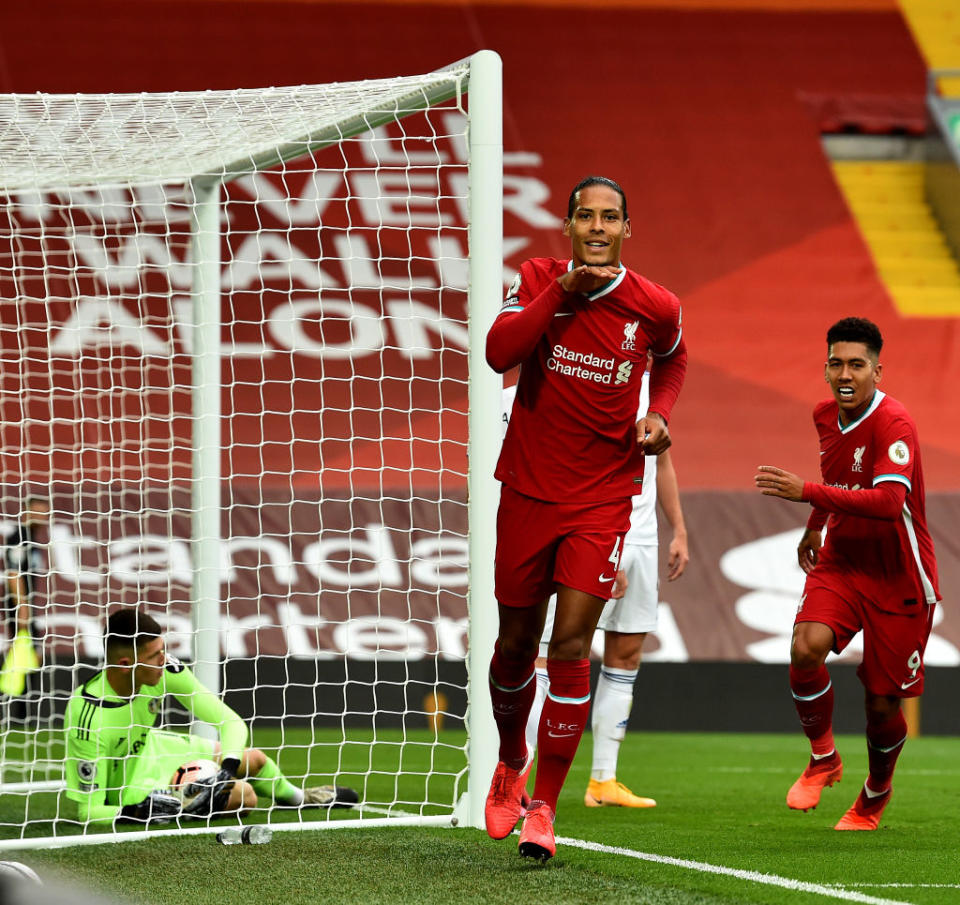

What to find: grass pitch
left=6, top=730, right=960, bottom=905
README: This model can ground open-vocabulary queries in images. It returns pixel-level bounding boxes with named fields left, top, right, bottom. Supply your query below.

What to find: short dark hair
left=826, top=317, right=883, bottom=358
left=105, top=607, right=162, bottom=659
left=22, top=496, right=50, bottom=518
left=567, top=176, right=628, bottom=220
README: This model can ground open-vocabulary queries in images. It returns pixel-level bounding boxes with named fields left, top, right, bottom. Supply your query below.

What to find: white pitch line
left=713, top=767, right=960, bottom=777
left=556, top=836, right=917, bottom=905
left=829, top=885, right=960, bottom=890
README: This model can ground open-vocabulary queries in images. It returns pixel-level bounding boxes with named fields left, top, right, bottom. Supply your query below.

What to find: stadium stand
left=1, top=0, right=958, bottom=738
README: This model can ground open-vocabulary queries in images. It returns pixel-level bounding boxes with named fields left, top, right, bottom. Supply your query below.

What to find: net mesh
left=0, top=64, right=474, bottom=844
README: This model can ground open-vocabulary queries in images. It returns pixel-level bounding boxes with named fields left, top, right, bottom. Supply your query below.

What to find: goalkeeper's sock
left=789, top=665, right=835, bottom=755
left=532, top=658, right=591, bottom=811
left=250, top=755, right=303, bottom=805
left=865, top=709, right=908, bottom=794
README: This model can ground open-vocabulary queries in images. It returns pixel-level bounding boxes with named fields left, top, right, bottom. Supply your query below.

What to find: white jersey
left=502, top=374, right=658, bottom=548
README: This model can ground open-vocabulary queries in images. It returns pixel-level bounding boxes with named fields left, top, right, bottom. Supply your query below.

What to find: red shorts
left=798, top=568, right=935, bottom=698
left=495, top=485, right=632, bottom=608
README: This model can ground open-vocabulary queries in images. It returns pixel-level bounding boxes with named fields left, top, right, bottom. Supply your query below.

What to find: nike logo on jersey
left=598, top=573, right=616, bottom=583
left=554, top=312, right=574, bottom=317
left=900, top=677, right=921, bottom=690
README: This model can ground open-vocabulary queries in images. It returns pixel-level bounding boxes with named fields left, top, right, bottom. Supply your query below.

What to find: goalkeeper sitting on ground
left=64, top=606, right=358, bottom=825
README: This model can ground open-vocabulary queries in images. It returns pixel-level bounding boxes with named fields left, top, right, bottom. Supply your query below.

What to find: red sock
left=532, top=658, right=591, bottom=811
left=488, top=641, right=536, bottom=768
left=789, top=665, right=835, bottom=756
left=865, top=709, right=907, bottom=794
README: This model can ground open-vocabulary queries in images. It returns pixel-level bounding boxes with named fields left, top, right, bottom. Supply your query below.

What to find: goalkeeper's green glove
left=119, top=790, right=182, bottom=825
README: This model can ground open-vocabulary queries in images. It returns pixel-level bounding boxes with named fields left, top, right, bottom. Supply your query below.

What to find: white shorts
left=539, top=542, right=659, bottom=656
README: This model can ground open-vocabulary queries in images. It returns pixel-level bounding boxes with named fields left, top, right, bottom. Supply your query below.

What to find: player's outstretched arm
left=754, top=465, right=805, bottom=502
left=166, top=661, right=249, bottom=762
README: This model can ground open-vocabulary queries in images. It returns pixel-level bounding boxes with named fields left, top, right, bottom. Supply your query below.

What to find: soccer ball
left=0, top=861, right=42, bottom=884
left=169, top=758, right=219, bottom=805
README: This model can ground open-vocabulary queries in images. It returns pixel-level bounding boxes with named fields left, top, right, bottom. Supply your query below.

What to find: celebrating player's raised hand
left=558, top=264, right=623, bottom=296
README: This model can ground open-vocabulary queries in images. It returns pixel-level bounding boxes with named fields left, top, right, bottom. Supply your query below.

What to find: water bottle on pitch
left=216, top=826, right=272, bottom=845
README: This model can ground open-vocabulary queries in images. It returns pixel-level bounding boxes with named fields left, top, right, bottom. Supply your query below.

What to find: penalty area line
left=556, top=836, right=917, bottom=905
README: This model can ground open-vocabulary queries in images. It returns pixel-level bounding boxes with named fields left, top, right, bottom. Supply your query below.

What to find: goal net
left=0, top=51, right=501, bottom=849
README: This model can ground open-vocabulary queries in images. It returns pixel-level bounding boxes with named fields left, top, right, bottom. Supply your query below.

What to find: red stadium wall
left=1, top=1, right=957, bottom=669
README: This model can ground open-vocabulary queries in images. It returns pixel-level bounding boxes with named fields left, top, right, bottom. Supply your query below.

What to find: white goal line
left=0, top=811, right=455, bottom=853
left=556, top=835, right=918, bottom=905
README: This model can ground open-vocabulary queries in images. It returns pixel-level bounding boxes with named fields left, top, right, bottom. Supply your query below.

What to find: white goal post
left=0, top=50, right=500, bottom=849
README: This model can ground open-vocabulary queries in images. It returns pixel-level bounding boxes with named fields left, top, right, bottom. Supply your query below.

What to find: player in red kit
left=755, top=317, right=939, bottom=831
left=484, top=176, right=687, bottom=860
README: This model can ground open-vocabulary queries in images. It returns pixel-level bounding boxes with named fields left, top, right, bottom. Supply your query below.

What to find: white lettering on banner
left=110, top=535, right=192, bottom=586
left=48, top=524, right=103, bottom=587
left=221, top=535, right=297, bottom=585
left=219, top=612, right=275, bottom=659
left=38, top=613, right=104, bottom=659
left=723, top=529, right=960, bottom=666
left=332, top=233, right=436, bottom=290
left=275, top=603, right=335, bottom=660
left=409, top=537, right=468, bottom=588
left=45, top=523, right=469, bottom=591
left=435, top=616, right=469, bottom=660
left=72, top=230, right=193, bottom=290
left=266, top=297, right=469, bottom=361
left=37, top=606, right=473, bottom=661
left=361, top=125, right=451, bottom=166
left=302, top=523, right=403, bottom=589
left=226, top=233, right=339, bottom=290
left=351, top=172, right=452, bottom=227
left=386, top=300, right=469, bottom=360
left=48, top=299, right=172, bottom=356
left=21, top=130, right=559, bottom=364
left=428, top=234, right=531, bottom=290
left=234, top=171, right=341, bottom=226
left=447, top=172, right=562, bottom=229
left=334, top=616, right=429, bottom=660
left=268, top=298, right=385, bottom=359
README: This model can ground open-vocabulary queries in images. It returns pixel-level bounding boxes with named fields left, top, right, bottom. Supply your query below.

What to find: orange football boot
left=786, top=752, right=843, bottom=811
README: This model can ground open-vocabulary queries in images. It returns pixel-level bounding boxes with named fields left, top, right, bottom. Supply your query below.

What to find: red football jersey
left=811, top=390, right=940, bottom=605
left=490, top=257, right=685, bottom=503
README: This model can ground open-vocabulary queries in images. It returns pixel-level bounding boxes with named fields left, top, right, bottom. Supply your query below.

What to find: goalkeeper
left=64, top=606, right=358, bottom=825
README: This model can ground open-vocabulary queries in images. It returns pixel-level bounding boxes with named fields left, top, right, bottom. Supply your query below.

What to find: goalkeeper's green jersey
left=64, top=656, right=248, bottom=823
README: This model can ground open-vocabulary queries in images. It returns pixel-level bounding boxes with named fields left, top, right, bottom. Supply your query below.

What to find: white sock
left=523, top=667, right=549, bottom=757
left=280, top=787, right=304, bottom=806
left=591, top=666, right=638, bottom=782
